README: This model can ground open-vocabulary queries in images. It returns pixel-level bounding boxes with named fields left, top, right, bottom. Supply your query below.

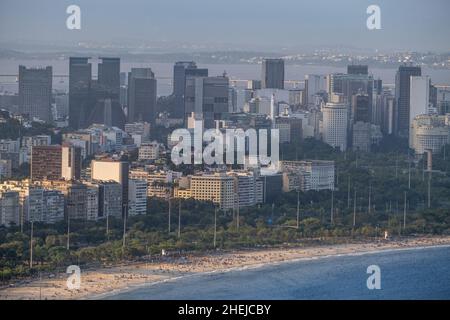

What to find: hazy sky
left=1, top=0, right=449, bottom=52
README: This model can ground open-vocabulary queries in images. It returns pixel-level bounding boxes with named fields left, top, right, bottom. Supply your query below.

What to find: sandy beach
left=1, top=236, right=450, bottom=300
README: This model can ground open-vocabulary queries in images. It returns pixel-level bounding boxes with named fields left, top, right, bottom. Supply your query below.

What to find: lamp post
left=29, top=220, right=34, bottom=269
left=178, top=199, right=181, bottom=239
left=105, top=200, right=110, bottom=240
left=214, top=205, right=217, bottom=249
left=330, top=189, right=334, bottom=225
left=122, top=202, right=128, bottom=253
left=66, top=204, right=71, bottom=251
left=296, top=188, right=300, bottom=229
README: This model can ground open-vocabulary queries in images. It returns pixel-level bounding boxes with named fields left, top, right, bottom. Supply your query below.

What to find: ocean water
left=104, top=246, right=450, bottom=300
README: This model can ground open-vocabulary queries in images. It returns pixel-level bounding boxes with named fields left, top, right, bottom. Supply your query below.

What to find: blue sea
left=104, top=246, right=450, bottom=300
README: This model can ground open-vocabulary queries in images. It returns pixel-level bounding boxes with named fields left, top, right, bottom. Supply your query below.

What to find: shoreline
left=1, top=236, right=450, bottom=300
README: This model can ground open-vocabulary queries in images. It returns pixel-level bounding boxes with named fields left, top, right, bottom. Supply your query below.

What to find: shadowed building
left=69, top=57, right=92, bottom=130
left=172, top=61, right=208, bottom=121
left=127, top=68, right=157, bottom=125
left=262, top=58, right=284, bottom=89
left=395, top=65, right=422, bottom=137
left=18, top=66, right=52, bottom=122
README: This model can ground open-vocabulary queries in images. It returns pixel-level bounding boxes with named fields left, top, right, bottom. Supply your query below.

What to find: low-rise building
left=138, top=142, right=162, bottom=161
left=411, top=114, right=450, bottom=154
left=281, top=160, right=335, bottom=191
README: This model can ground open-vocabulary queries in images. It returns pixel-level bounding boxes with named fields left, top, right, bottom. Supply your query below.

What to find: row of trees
left=1, top=135, right=449, bottom=282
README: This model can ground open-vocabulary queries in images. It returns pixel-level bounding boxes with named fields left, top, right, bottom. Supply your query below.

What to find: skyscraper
left=262, top=58, right=285, bottom=89
left=410, top=76, right=431, bottom=126
left=127, top=68, right=157, bottom=125
left=173, top=61, right=208, bottom=120
left=352, top=94, right=371, bottom=123
left=305, top=75, right=326, bottom=106
left=322, top=102, right=348, bottom=151
left=69, top=57, right=92, bottom=130
left=395, top=65, right=422, bottom=137
left=184, top=75, right=229, bottom=128
left=347, top=65, right=369, bottom=75
left=98, top=57, right=120, bottom=100
left=84, top=58, right=125, bottom=129
left=18, top=66, right=52, bottom=122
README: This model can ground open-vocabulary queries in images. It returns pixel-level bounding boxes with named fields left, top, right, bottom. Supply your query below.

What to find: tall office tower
left=322, top=102, right=349, bottom=151
left=347, top=65, right=369, bottom=75
left=91, top=159, right=129, bottom=217
left=98, top=57, right=120, bottom=100
left=261, top=58, right=285, bottom=89
left=305, top=75, right=326, bottom=106
left=410, top=76, right=431, bottom=126
left=184, top=75, right=229, bottom=128
left=31, top=145, right=62, bottom=181
left=381, top=93, right=396, bottom=135
left=173, top=61, right=208, bottom=120
left=327, top=73, right=374, bottom=106
left=429, top=83, right=438, bottom=112
left=395, top=65, right=422, bottom=137
left=18, top=66, right=52, bottom=122
left=352, top=94, right=371, bottom=123
left=374, top=79, right=383, bottom=95
left=437, top=87, right=450, bottom=115
left=61, top=144, right=82, bottom=181
left=120, top=72, right=127, bottom=86
left=127, top=68, right=157, bottom=125
left=69, top=57, right=92, bottom=130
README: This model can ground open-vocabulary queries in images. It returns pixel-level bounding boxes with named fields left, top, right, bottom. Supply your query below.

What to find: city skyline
left=1, top=0, right=450, bottom=304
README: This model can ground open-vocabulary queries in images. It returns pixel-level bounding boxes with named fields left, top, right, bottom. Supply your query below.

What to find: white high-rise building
left=128, top=179, right=147, bottom=216
left=410, top=76, right=431, bottom=124
left=305, top=75, right=326, bottom=106
left=409, top=76, right=431, bottom=146
left=322, top=102, right=348, bottom=151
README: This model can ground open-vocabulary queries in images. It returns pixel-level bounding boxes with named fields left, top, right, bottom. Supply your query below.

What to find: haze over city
left=0, top=0, right=450, bottom=306
left=1, top=0, right=450, bottom=52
